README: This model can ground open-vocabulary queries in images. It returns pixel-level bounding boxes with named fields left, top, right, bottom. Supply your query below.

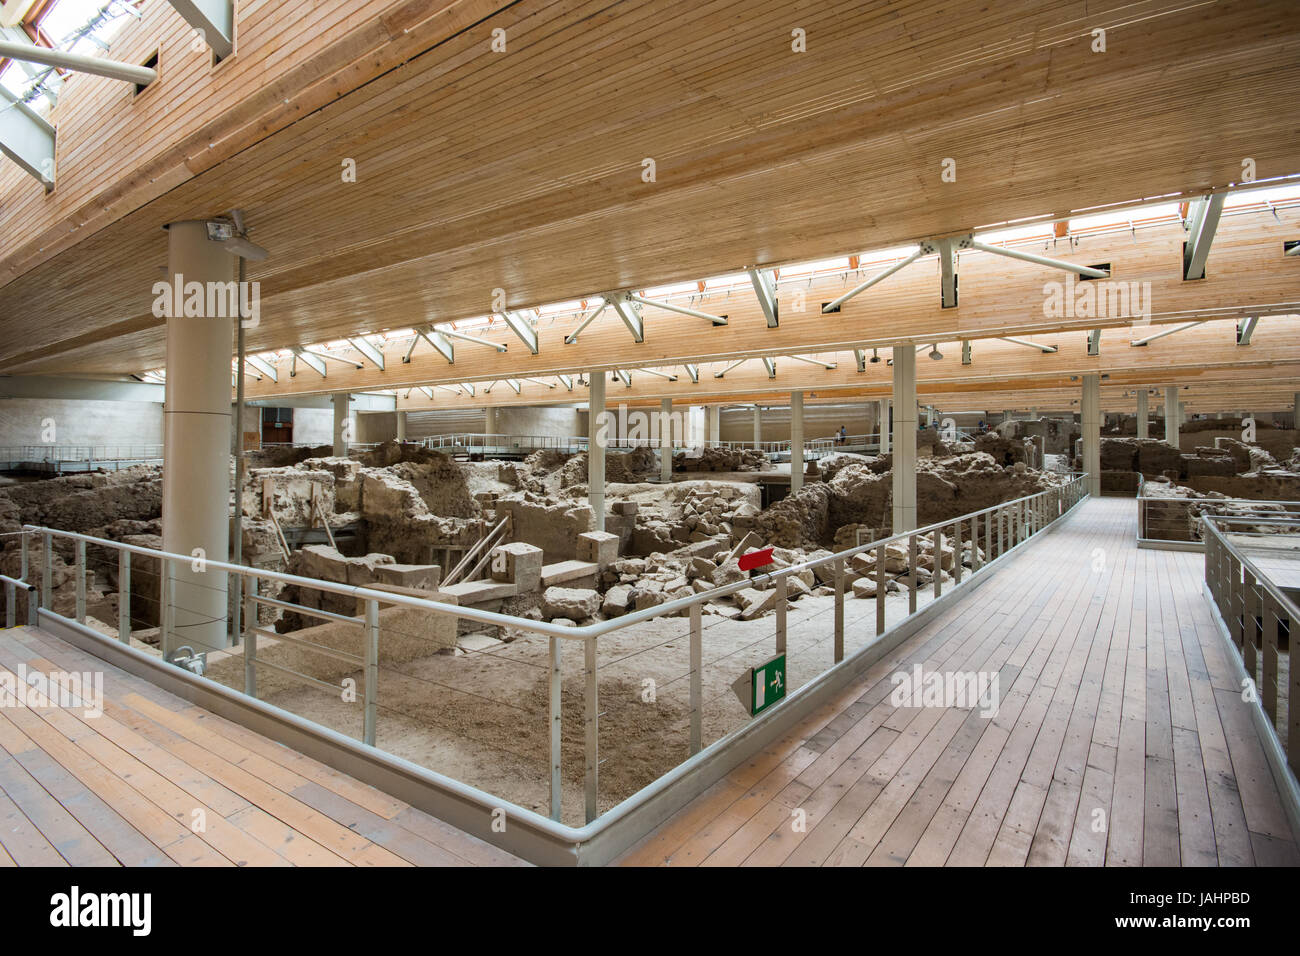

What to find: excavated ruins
left=4, top=424, right=1295, bottom=821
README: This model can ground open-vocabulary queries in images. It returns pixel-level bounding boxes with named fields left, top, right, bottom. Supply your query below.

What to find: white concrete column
left=790, top=391, right=804, bottom=495
left=484, top=406, right=498, bottom=435
left=1082, top=374, right=1101, bottom=497
left=707, top=405, right=721, bottom=446
left=878, top=399, right=890, bottom=454
left=1164, top=386, right=1180, bottom=449
left=588, top=373, right=606, bottom=531
left=1029, top=406, right=1039, bottom=419
left=660, top=398, right=672, bottom=482
left=892, top=346, right=917, bottom=532
left=162, top=220, right=234, bottom=655
left=925, top=405, right=936, bottom=427
left=1294, top=392, right=1299, bottom=429
left=332, top=394, right=352, bottom=456
left=752, top=405, right=762, bottom=449
left=395, top=410, right=407, bottom=442
left=1179, top=402, right=1187, bottom=429
left=1136, top=389, right=1149, bottom=439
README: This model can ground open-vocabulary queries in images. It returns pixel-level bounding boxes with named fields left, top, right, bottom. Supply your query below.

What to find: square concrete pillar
left=891, top=346, right=917, bottom=531
left=1135, top=389, right=1149, bottom=439
left=660, top=397, right=672, bottom=481
left=577, top=530, right=620, bottom=568
left=1082, top=374, right=1101, bottom=496
left=588, top=372, right=606, bottom=530
left=491, top=541, right=543, bottom=592
left=790, top=390, right=804, bottom=494
left=332, top=393, right=353, bottom=457
left=1164, top=386, right=1180, bottom=449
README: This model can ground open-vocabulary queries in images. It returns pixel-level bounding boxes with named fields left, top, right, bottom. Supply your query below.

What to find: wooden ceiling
left=388, top=319, right=1300, bottom=412
left=239, top=213, right=1300, bottom=399
left=2, top=0, right=1299, bottom=378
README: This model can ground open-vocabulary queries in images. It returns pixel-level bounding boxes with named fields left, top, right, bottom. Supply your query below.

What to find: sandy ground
left=201, top=585, right=940, bottom=827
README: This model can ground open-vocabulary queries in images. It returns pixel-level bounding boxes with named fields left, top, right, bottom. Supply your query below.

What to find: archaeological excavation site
left=0, top=0, right=1298, bottom=891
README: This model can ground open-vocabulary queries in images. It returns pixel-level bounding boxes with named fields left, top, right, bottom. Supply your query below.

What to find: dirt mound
left=559, top=447, right=660, bottom=487
left=673, top=445, right=768, bottom=472
left=0, top=465, right=161, bottom=535
left=973, top=433, right=1030, bottom=466
left=388, top=457, right=476, bottom=518
left=247, top=444, right=333, bottom=467
left=521, top=447, right=573, bottom=475
left=357, top=440, right=451, bottom=467
left=751, top=453, right=1063, bottom=549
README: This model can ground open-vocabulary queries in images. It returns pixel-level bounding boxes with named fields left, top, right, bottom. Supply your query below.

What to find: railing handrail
left=1201, top=515, right=1300, bottom=622
left=19, top=474, right=1086, bottom=644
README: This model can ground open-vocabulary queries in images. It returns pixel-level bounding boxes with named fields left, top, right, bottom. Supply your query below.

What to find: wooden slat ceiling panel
left=0, top=0, right=1297, bottom=377
left=209, top=212, right=1299, bottom=397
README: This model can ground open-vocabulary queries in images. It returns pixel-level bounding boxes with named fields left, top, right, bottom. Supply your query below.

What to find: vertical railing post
left=933, top=530, right=943, bottom=599
left=20, top=528, right=28, bottom=582
left=243, top=581, right=258, bottom=698
left=1241, top=572, right=1258, bottom=686
left=584, top=636, right=598, bottom=824
left=689, top=604, right=702, bottom=755
left=1228, top=554, right=1243, bottom=650
left=1261, top=593, right=1279, bottom=726
left=833, top=557, right=844, bottom=663
left=984, top=509, right=992, bottom=566
left=159, top=557, right=172, bottom=654
left=363, top=598, right=379, bottom=747
left=1290, top=605, right=1300, bottom=780
left=74, top=540, right=86, bottom=623
left=549, top=635, right=563, bottom=821
left=997, top=507, right=1005, bottom=557
left=4, top=581, right=13, bottom=629
left=951, top=521, right=962, bottom=585
left=118, top=550, right=131, bottom=644
left=875, top=543, right=886, bottom=636
left=908, top=534, right=918, bottom=614
left=41, top=532, right=52, bottom=610
left=775, top=575, right=788, bottom=656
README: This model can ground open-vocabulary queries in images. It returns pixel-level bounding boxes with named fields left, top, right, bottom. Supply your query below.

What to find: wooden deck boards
left=616, top=498, right=1300, bottom=867
left=0, top=627, right=526, bottom=868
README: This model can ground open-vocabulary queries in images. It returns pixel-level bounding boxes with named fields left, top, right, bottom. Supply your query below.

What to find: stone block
left=491, top=541, right=543, bottom=592
left=576, top=530, right=620, bottom=568
left=542, top=586, right=601, bottom=620
left=373, top=562, right=441, bottom=590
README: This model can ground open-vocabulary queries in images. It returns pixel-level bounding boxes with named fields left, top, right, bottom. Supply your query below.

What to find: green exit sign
left=751, top=654, right=786, bottom=715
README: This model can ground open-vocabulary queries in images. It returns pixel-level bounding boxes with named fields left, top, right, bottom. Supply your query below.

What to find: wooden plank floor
left=616, top=498, right=1300, bottom=867
left=0, top=626, right=527, bottom=867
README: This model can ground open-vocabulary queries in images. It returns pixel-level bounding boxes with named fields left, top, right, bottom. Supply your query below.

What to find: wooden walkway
left=0, top=626, right=525, bottom=867
left=617, top=497, right=1300, bottom=867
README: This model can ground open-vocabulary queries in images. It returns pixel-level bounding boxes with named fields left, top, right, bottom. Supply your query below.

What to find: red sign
left=738, top=547, right=774, bottom=572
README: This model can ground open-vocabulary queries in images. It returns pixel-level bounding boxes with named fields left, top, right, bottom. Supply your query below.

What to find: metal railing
left=0, top=573, right=37, bottom=628
left=1202, top=514, right=1299, bottom=779
left=0, top=443, right=164, bottom=471
left=345, top=432, right=897, bottom=459
left=1137, top=476, right=1300, bottom=547
left=10, top=474, right=1087, bottom=831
